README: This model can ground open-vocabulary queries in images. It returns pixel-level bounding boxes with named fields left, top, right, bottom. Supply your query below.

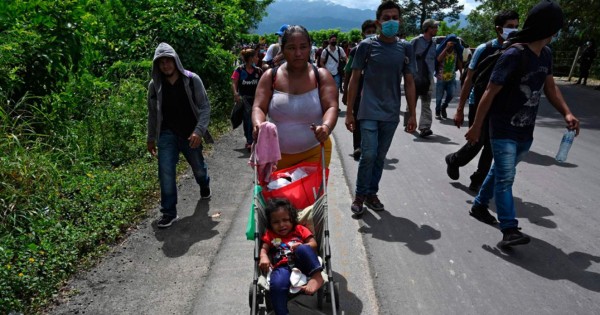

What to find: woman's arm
left=316, top=67, right=339, bottom=143
left=251, top=69, right=275, bottom=140
left=231, top=77, right=240, bottom=103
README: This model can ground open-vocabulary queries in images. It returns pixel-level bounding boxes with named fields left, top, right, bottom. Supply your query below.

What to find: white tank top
left=268, top=88, right=322, bottom=154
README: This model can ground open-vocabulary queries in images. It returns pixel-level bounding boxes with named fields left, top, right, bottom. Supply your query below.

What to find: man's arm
left=320, top=49, right=327, bottom=68
left=344, top=68, right=362, bottom=132
left=454, top=68, right=475, bottom=127
left=465, top=82, right=502, bottom=144
left=341, top=55, right=354, bottom=105
left=543, top=75, right=580, bottom=135
left=147, top=81, right=157, bottom=156
left=403, top=73, right=417, bottom=133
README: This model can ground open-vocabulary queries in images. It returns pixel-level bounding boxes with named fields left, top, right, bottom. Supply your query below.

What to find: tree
left=398, top=0, right=464, bottom=36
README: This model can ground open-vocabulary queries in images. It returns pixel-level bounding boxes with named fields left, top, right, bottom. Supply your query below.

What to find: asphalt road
left=48, top=80, right=599, bottom=315
left=333, top=79, right=600, bottom=315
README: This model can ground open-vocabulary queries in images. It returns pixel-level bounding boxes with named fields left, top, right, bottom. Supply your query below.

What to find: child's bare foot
left=302, top=271, right=324, bottom=295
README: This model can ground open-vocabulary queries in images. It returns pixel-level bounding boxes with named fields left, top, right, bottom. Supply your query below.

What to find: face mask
left=501, top=28, right=518, bottom=40
left=365, top=33, right=377, bottom=40
left=381, top=20, right=399, bottom=38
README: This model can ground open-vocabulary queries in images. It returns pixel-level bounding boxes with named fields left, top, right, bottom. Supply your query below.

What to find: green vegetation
left=0, top=0, right=272, bottom=313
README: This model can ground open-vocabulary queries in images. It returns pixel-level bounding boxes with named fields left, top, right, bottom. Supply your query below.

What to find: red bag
left=262, top=161, right=329, bottom=209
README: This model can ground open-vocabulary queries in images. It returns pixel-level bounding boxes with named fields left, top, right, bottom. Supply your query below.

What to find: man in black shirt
left=147, top=43, right=211, bottom=228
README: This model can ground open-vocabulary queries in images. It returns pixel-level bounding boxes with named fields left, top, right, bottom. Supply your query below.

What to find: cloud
left=327, top=0, right=477, bottom=14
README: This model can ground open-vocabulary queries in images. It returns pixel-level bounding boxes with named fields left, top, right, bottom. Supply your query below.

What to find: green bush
left=0, top=0, right=274, bottom=312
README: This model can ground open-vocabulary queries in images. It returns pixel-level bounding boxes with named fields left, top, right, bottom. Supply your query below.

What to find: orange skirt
left=277, top=137, right=332, bottom=169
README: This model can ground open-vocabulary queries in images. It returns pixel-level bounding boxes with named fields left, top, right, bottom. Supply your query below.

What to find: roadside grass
left=0, top=74, right=231, bottom=313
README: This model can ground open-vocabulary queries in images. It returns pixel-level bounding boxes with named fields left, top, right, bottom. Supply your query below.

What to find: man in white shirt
left=320, top=34, right=347, bottom=92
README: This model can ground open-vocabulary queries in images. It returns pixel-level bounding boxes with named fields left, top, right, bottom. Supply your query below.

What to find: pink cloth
left=249, top=122, right=281, bottom=184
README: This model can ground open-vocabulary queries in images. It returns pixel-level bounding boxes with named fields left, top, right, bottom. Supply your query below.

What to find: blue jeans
left=333, top=73, right=342, bottom=90
left=435, top=80, right=455, bottom=112
left=355, top=120, right=399, bottom=196
left=157, top=130, right=210, bottom=217
left=473, top=138, right=532, bottom=230
left=270, top=244, right=322, bottom=315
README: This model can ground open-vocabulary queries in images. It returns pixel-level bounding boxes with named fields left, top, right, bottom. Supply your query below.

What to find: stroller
left=248, top=145, right=339, bottom=314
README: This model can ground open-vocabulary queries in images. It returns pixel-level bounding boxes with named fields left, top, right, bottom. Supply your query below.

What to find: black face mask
left=331, top=42, right=337, bottom=46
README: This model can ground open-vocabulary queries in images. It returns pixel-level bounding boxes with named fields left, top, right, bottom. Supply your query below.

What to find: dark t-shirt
left=161, top=77, right=197, bottom=138
left=489, top=45, right=552, bottom=142
left=232, top=66, right=262, bottom=97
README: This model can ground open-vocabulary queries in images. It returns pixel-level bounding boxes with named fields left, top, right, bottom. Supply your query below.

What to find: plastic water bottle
left=555, top=129, right=576, bottom=163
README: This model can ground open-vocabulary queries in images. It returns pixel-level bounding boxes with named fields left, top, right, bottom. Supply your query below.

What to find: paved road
left=333, top=79, right=600, bottom=315
left=48, top=80, right=599, bottom=315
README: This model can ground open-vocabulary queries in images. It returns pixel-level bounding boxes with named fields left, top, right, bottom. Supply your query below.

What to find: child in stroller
left=259, top=198, right=325, bottom=314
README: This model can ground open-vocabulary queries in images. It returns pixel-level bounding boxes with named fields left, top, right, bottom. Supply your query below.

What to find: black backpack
left=414, top=38, right=433, bottom=95
left=471, top=43, right=528, bottom=106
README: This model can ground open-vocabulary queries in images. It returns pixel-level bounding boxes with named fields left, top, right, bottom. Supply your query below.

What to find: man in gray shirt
left=345, top=0, right=417, bottom=216
left=410, top=19, right=439, bottom=137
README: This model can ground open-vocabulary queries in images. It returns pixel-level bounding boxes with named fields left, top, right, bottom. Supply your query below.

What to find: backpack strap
left=271, top=64, right=320, bottom=91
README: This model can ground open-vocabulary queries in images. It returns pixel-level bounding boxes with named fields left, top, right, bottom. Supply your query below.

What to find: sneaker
left=157, top=215, right=179, bottom=228
left=435, top=110, right=441, bottom=119
left=441, top=108, right=448, bottom=119
left=469, top=204, right=498, bottom=225
left=351, top=195, right=366, bottom=216
left=364, top=195, right=384, bottom=211
left=419, top=128, right=433, bottom=138
left=353, top=148, right=361, bottom=161
left=445, top=154, right=459, bottom=180
left=200, top=185, right=211, bottom=199
left=498, top=227, right=531, bottom=248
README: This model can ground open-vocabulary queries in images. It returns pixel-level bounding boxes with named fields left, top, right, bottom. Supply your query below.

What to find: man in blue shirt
left=465, top=0, right=580, bottom=248
left=445, top=10, right=520, bottom=194
left=345, top=0, right=417, bottom=216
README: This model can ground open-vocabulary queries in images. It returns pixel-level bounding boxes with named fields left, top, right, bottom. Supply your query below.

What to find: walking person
left=252, top=25, right=339, bottom=169
left=434, top=34, right=463, bottom=119
left=410, top=19, right=439, bottom=138
left=320, top=34, right=347, bottom=94
left=147, top=42, right=211, bottom=228
left=576, top=41, right=596, bottom=86
left=231, top=48, right=263, bottom=151
left=465, top=0, right=580, bottom=247
left=345, top=0, right=417, bottom=216
left=445, top=10, right=520, bottom=192
left=342, top=19, right=378, bottom=161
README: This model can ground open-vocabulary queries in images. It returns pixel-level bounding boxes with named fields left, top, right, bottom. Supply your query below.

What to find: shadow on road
left=383, top=157, right=399, bottom=170
left=412, top=133, right=460, bottom=145
left=358, top=210, right=441, bottom=255
left=152, top=200, right=219, bottom=257
left=482, top=238, right=600, bottom=292
left=233, top=147, right=251, bottom=159
left=451, top=183, right=557, bottom=229
left=522, top=151, right=578, bottom=168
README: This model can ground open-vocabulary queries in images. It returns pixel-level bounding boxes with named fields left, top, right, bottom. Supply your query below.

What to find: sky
left=327, top=0, right=478, bottom=14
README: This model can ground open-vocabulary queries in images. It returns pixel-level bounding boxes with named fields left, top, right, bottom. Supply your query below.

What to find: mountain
left=251, top=0, right=469, bottom=35
left=252, top=0, right=375, bottom=34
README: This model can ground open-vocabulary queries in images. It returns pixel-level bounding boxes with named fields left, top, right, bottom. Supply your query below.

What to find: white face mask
left=501, top=28, right=518, bottom=40
left=365, top=33, right=377, bottom=39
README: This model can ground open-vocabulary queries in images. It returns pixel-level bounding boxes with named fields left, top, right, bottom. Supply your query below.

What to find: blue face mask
left=381, top=20, right=399, bottom=37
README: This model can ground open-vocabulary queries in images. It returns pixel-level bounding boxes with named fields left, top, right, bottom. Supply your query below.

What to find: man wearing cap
left=409, top=19, right=440, bottom=137
left=262, top=24, right=288, bottom=69
left=465, top=0, right=580, bottom=248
